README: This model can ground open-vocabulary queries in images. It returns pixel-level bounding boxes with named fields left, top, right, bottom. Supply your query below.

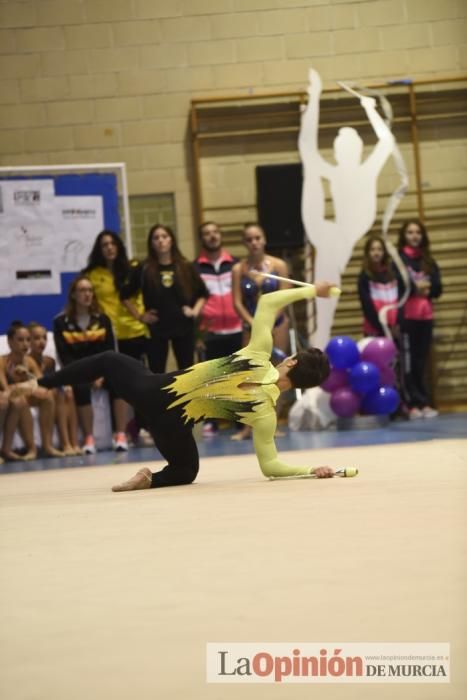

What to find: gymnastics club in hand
left=304, top=468, right=359, bottom=479
left=256, top=272, right=341, bottom=297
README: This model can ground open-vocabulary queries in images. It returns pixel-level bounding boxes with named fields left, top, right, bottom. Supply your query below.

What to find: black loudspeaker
left=256, top=163, right=304, bottom=249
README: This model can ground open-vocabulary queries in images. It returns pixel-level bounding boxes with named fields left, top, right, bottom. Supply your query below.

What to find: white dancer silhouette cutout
left=299, top=69, right=395, bottom=349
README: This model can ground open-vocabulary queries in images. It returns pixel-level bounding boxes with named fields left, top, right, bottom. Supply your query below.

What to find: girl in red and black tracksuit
left=397, top=220, right=442, bottom=418
left=358, top=235, right=402, bottom=338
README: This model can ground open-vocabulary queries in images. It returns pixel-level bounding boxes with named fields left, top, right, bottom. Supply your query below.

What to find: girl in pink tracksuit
left=397, top=220, right=442, bottom=419
left=358, top=235, right=402, bottom=338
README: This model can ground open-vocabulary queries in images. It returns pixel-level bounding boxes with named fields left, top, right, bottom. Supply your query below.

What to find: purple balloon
left=362, top=386, right=400, bottom=415
left=325, top=336, right=360, bottom=369
left=379, top=364, right=396, bottom=387
left=330, top=387, right=361, bottom=418
left=361, top=337, right=397, bottom=366
left=321, top=368, right=349, bottom=393
left=349, top=361, right=381, bottom=395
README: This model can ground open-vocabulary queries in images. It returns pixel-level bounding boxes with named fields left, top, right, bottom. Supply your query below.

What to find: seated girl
left=0, top=321, right=62, bottom=461
left=28, top=322, right=81, bottom=456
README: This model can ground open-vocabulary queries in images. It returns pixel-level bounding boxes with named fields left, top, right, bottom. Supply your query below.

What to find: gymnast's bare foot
left=22, top=449, right=38, bottom=461
left=112, top=467, right=152, bottom=492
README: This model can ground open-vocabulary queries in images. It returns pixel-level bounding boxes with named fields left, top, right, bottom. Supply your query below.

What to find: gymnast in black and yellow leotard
left=23, top=283, right=338, bottom=490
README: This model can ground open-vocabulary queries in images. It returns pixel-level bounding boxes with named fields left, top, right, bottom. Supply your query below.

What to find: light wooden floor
left=1, top=439, right=466, bottom=700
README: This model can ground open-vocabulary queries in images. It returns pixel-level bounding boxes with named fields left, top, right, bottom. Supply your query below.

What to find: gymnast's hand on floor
left=312, top=466, right=335, bottom=478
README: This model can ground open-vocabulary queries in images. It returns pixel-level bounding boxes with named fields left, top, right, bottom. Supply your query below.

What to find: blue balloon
left=349, top=361, right=380, bottom=395
left=362, top=386, right=400, bottom=415
left=325, top=336, right=360, bottom=369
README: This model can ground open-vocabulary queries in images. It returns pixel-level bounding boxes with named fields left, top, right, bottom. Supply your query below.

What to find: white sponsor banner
left=0, top=179, right=60, bottom=295
left=0, top=231, right=10, bottom=296
left=206, top=643, right=450, bottom=683
left=56, top=195, right=104, bottom=271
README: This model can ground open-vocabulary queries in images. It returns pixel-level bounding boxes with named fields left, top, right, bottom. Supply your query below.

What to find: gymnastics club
left=335, top=468, right=358, bottom=478
left=256, top=271, right=341, bottom=296
left=308, top=468, right=359, bottom=478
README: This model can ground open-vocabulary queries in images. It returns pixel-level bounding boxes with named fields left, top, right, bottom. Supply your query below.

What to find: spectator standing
left=357, top=235, right=402, bottom=338
left=84, top=230, right=150, bottom=445
left=231, top=223, right=291, bottom=440
left=194, top=221, right=242, bottom=436
left=397, top=220, right=442, bottom=419
left=121, top=224, right=208, bottom=373
left=232, top=223, right=290, bottom=355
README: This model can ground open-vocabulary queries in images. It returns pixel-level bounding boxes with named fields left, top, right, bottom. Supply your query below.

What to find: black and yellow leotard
left=164, top=286, right=318, bottom=479
left=39, top=287, right=318, bottom=486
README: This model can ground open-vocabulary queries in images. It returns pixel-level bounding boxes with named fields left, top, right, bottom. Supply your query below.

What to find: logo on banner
left=62, top=208, right=98, bottom=219
left=14, top=190, right=41, bottom=205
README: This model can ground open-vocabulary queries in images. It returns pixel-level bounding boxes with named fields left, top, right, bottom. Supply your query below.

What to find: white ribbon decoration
left=339, top=81, right=411, bottom=338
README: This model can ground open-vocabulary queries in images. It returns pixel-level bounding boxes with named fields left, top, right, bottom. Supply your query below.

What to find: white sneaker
left=202, top=423, right=217, bottom=438
left=409, top=407, right=423, bottom=420
left=136, top=429, right=153, bottom=447
left=421, top=406, right=439, bottom=419
left=83, top=436, right=96, bottom=455
left=112, top=432, right=129, bottom=452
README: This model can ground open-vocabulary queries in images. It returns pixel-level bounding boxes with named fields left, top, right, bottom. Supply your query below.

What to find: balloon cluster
left=322, top=336, right=400, bottom=418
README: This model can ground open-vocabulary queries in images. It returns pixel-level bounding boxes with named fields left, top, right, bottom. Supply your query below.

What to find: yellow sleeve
left=244, top=286, right=316, bottom=355
left=252, top=412, right=314, bottom=480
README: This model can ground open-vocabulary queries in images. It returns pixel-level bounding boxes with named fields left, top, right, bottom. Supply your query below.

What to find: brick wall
left=0, top=0, right=466, bottom=256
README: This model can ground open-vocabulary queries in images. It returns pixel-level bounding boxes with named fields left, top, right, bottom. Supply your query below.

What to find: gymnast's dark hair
left=286, top=348, right=330, bottom=389
left=7, top=320, right=27, bottom=340
left=84, top=230, right=130, bottom=292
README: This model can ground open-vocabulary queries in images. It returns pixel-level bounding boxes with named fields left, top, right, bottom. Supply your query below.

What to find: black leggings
left=401, top=320, right=433, bottom=408
left=39, top=351, right=199, bottom=488
left=70, top=379, right=116, bottom=407
left=147, top=331, right=194, bottom=374
left=117, top=335, right=148, bottom=363
left=117, top=335, right=148, bottom=430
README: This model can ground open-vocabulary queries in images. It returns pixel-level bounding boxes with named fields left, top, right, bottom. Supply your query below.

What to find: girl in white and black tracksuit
left=358, top=235, right=403, bottom=338
left=397, top=220, right=442, bottom=418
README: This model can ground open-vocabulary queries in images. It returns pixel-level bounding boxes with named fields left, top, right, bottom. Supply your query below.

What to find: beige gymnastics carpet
left=1, top=438, right=466, bottom=700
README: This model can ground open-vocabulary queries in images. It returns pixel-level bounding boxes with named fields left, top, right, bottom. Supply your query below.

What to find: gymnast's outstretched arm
left=242, top=283, right=337, bottom=479
left=240, top=285, right=318, bottom=357
left=252, top=412, right=322, bottom=480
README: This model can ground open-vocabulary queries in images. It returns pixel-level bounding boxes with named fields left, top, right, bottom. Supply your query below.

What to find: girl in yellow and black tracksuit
left=84, top=230, right=148, bottom=364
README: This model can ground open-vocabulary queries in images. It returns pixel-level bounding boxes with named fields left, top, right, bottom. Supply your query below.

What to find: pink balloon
left=379, top=365, right=396, bottom=387
left=361, top=337, right=397, bottom=366
left=321, top=368, right=349, bottom=393
left=330, top=388, right=361, bottom=418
